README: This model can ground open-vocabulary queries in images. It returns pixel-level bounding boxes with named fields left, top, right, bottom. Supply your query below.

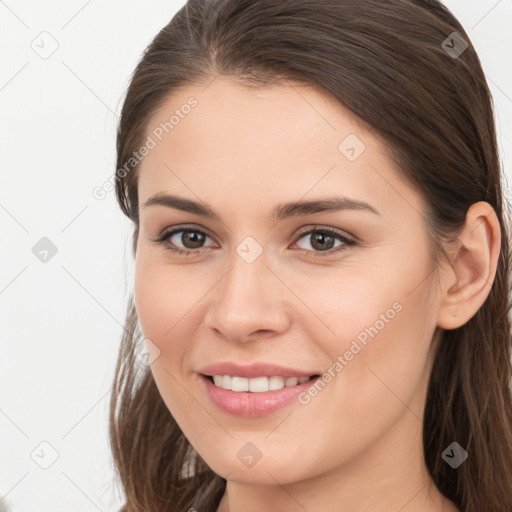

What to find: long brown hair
left=109, top=1, right=512, bottom=510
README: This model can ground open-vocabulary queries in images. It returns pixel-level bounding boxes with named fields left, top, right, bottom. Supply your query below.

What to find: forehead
left=142, top=77, right=365, bottom=161
left=137, top=77, right=424, bottom=220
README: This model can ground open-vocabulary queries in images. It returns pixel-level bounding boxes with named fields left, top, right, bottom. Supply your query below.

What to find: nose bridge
left=204, top=239, right=289, bottom=339
left=219, top=245, right=272, bottom=316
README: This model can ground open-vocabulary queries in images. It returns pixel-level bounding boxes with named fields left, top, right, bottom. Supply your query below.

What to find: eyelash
left=151, top=225, right=357, bottom=258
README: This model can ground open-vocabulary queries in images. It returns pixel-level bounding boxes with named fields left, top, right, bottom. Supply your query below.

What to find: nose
left=203, top=248, right=291, bottom=344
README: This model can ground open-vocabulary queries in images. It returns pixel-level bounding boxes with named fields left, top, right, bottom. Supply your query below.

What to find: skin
left=133, top=76, right=501, bottom=512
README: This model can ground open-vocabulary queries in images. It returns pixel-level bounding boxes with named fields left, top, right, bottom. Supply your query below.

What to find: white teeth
left=221, top=375, right=231, bottom=389
left=285, top=377, right=298, bottom=386
left=249, top=377, right=269, bottom=392
left=231, top=376, right=249, bottom=392
left=210, top=375, right=313, bottom=392
left=269, top=376, right=285, bottom=390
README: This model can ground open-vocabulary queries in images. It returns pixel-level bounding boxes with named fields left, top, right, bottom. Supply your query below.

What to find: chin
left=196, top=447, right=317, bottom=485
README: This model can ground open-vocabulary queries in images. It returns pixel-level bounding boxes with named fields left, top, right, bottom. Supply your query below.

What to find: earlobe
left=437, top=201, right=501, bottom=330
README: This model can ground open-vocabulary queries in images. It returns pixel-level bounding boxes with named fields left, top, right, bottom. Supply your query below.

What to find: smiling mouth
left=203, top=374, right=320, bottom=393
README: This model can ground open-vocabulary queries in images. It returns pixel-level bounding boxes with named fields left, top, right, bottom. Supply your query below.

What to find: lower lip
left=199, top=374, right=319, bottom=417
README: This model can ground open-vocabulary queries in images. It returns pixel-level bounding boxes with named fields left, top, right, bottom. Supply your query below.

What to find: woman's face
left=134, top=77, right=446, bottom=487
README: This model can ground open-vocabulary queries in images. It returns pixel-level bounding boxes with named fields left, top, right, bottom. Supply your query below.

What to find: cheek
left=133, top=252, right=201, bottom=343
left=133, top=255, right=201, bottom=427
left=310, top=259, right=437, bottom=426
left=133, top=254, right=214, bottom=413
left=134, top=262, right=167, bottom=343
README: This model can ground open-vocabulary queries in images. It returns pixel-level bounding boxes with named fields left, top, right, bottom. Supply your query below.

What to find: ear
left=437, top=201, right=501, bottom=330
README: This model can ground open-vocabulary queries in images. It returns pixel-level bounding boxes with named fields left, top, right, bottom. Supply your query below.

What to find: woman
left=109, top=1, right=512, bottom=511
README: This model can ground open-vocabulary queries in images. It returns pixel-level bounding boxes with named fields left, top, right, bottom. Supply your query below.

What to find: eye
left=151, top=227, right=215, bottom=256
left=291, top=227, right=357, bottom=258
left=151, top=225, right=357, bottom=258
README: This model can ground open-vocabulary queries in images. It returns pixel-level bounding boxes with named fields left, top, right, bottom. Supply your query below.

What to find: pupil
left=312, top=233, right=334, bottom=251
left=183, top=230, right=205, bottom=249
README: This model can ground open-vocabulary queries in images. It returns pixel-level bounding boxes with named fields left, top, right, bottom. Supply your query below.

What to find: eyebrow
left=142, top=193, right=380, bottom=221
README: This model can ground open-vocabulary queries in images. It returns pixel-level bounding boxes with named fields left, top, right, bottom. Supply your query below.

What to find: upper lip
left=198, top=362, right=319, bottom=379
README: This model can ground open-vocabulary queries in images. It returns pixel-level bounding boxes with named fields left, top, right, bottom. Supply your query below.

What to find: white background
left=1, top=1, right=511, bottom=511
